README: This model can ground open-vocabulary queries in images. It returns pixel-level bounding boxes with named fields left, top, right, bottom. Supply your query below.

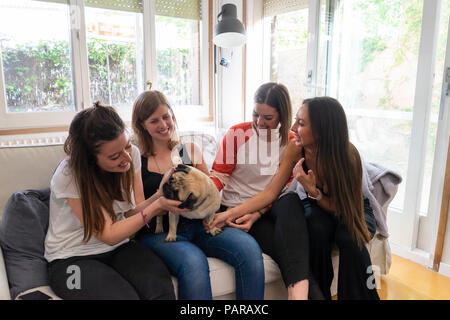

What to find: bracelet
left=257, top=209, right=265, bottom=216
left=307, top=188, right=323, bottom=201
left=140, top=211, right=150, bottom=229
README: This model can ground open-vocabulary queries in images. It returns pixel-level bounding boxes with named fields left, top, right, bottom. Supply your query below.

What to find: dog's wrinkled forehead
left=168, top=164, right=192, bottom=187
left=174, top=163, right=191, bottom=174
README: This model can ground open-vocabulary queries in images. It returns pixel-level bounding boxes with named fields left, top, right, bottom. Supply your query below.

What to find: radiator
left=0, top=132, right=67, bottom=147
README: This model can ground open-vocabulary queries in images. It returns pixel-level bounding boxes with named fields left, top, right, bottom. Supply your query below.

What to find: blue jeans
left=139, top=217, right=265, bottom=300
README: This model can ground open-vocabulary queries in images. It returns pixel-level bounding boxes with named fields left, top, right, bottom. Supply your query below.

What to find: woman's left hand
left=227, top=212, right=261, bottom=233
left=293, top=158, right=317, bottom=194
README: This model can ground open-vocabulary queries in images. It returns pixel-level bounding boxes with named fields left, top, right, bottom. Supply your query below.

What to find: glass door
left=317, top=0, right=448, bottom=253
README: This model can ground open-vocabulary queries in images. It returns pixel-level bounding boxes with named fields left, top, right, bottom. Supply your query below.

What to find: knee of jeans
left=239, top=238, right=264, bottom=267
left=138, top=233, right=167, bottom=249
left=178, top=251, right=210, bottom=277
left=273, top=194, right=303, bottom=215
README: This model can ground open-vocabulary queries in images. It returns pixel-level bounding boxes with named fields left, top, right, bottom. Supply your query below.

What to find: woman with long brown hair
left=209, top=82, right=322, bottom=300
left=132, top=90, right=265, bottom=300
left=210, top=96, right=379, bottom=300
left=44, top=102, right=186, bottom=299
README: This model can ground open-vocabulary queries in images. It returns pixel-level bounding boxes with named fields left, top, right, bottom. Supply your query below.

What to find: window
left=262, top=0, right=309, bottom=112
left=155, top=16, right=200, bottom=106
left=0, top=0, right=210, bottom=131
left=0, top=0, right=76, bottom=128
left=155, top=0, right=210, bottom=124
left=84, top=4, right=145, bottom=117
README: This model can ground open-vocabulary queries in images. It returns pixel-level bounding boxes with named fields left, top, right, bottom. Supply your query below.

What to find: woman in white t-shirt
left=44, top=102, right=186, bottom=300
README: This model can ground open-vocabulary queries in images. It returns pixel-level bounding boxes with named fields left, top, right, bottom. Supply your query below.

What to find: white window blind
left=156, top=0, right=201, bottom=20
left=35, top=0, right=143, bottom=12
left=33, top=0, right=68, bottom=4
left=36, top=0, right=201, bottom=18
left=264, top=0, right=308, bottom=17
left=85, top=0, right=143, bottom=13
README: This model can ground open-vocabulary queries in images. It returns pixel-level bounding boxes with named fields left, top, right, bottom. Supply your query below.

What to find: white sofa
left=0, top=132, right=391, bottom=300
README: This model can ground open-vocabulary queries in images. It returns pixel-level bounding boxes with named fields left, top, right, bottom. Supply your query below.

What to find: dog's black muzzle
left=162, top=180, right=178, bottom=201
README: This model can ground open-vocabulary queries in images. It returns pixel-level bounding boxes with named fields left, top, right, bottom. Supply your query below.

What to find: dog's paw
left=209, top=227, right=222, bottom=236
left=165, top=233, right=177, bottom=242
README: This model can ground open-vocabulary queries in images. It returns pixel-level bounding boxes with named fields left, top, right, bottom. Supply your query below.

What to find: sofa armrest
left=0, top=249, right=11, bottom=300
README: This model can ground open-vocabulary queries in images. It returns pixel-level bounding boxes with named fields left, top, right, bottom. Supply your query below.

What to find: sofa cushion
left=0, top=144, right=66, bottom=218
left=0, top=189, right=50, bottom=299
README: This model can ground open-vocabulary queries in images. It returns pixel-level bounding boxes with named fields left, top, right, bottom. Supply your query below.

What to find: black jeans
left=225, top=192, right=324, bottom=300
left=48, top=240, right=175, bottom=300
left=303, top=198, right=380, bottom=300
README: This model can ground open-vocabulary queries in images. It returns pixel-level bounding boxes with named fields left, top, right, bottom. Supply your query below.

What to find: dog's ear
left=178, top=192, right=197, bottom=209
left=175, top=164, right=190, bottom=174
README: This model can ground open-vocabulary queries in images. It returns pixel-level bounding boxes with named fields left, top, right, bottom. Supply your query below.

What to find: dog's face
left=162, top=164, right=222, bottom=241
left=162, top=164, right=207, bottom=210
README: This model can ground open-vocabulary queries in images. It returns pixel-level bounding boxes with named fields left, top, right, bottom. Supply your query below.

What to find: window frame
left=0, top=0, right=211, bottom=133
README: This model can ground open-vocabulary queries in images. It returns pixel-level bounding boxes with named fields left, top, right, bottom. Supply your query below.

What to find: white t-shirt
left=44, top=145, right=141, bottom=262
left=210, top=122, right=294, bottom=208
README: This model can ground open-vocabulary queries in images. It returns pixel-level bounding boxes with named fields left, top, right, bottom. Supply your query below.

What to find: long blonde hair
left=64, top=102, right=134, bottom=242
left=132, top=90, right=180, bottom=156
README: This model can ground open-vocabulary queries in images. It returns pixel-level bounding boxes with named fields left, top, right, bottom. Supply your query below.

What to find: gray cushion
left=0, top=189, right=50, bottom=299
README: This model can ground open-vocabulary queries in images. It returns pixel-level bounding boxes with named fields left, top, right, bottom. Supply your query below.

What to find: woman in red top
left=209, top=83, right=323, bottom=300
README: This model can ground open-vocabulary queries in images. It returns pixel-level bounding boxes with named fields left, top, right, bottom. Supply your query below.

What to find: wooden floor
left=331, top=254, right=450, bottom=300
left=376, top=254, right=450, bottom=300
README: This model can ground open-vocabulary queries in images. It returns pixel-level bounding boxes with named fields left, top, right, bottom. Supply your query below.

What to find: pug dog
left=157, top=163, right=222, bottom=242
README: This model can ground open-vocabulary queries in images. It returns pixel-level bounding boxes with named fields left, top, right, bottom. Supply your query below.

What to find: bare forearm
left=227, top=141, right=300, bottom=221
left=230, top=167, right=294, bottom=220
left=229, top=190, right=278, bottom=220
left=99, top=214, right=148, bottom=245
left=125, top=190, right=163, bottom=218
left=99, top=202, right=161, bottom=245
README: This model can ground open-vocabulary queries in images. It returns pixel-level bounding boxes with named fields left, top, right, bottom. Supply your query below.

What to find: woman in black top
left=131, top=90, right=265, bottom=300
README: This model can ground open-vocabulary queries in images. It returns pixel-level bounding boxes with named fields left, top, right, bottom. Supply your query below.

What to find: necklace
left=152, top=155, right=162, bottom=173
